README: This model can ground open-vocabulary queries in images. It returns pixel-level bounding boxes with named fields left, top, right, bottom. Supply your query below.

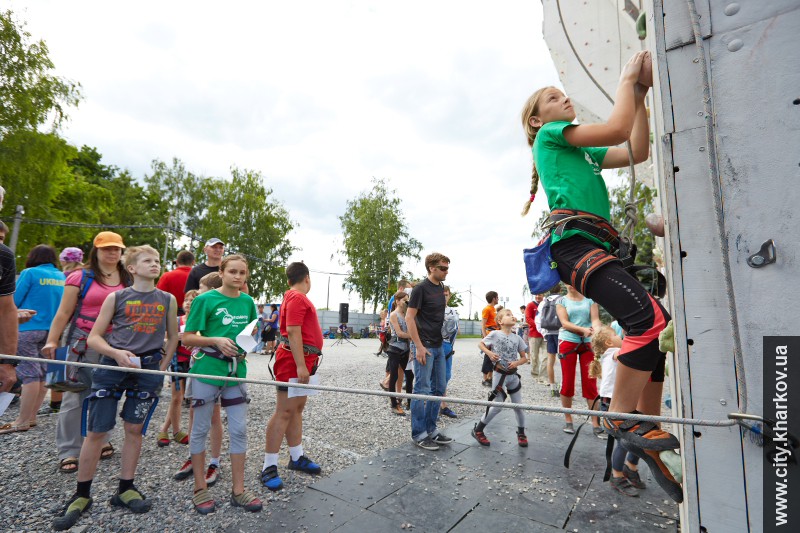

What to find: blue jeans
left=411, top=343, right=446, bottom=441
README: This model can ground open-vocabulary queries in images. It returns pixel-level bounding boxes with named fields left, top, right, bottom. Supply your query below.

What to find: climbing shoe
left=624, top=442, right=683, bottom=503
left=610, top=476, right=640, bottom=497
left=471, top=424, right=490, bottom=446
left=623, top=464, right=646, bottom=489
left=231, top=489, right=263, bottom=512
left=52, top=494, right=92, bottom=531
left=288, top=455, right=322, bottom=474
left=601, top=413, right=680, bottom=451
left=261, top=465, right=284, bottom=491
left=517, top=430, right=528, bottom=448
left=110, top=486, right=152, bottom=513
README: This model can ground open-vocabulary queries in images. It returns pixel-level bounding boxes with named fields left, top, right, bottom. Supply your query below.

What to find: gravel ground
left=0, top=337, right=670, bottom=532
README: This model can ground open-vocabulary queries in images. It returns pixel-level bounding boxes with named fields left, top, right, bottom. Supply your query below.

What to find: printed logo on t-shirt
left=215, top=307, right=249, bottom=325
left=123, top=299, right=167, bottom=334
left=584, top=152, right=602, bottom=175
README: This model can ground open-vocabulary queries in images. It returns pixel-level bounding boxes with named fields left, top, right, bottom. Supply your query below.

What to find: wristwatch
left=0, top=358, right=19, bottom=367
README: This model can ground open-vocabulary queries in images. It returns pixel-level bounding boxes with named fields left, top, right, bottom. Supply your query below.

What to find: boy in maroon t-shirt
left=261, top=262, right=323, bottom=491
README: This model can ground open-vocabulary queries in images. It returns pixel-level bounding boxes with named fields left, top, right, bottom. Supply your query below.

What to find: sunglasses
left=435, top=265, right=449, bottom=272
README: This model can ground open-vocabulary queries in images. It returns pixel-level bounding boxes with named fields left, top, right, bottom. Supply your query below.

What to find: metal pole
left=326, top=275, right=330, bottom=310
left=162, top=216, right=171, bottom=272
left=8, top=205, right=24, bottom=254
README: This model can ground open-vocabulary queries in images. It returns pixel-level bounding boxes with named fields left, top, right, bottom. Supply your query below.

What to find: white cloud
left=11, top=0, right=564, bottom=316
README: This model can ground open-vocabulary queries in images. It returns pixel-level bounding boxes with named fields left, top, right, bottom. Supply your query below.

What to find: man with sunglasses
left=406, top=252, right=452, bottom=450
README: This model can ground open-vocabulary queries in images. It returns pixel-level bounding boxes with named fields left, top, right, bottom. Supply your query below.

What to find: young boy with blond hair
left=54, top=245, right=179, bottom=530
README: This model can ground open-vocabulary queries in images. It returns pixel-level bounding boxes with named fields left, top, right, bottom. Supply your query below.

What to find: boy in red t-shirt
left=261, top=262, right=323, bottom=491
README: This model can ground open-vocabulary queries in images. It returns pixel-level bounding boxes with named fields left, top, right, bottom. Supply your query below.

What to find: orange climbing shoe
left=602, top=412, right=680, bottom=451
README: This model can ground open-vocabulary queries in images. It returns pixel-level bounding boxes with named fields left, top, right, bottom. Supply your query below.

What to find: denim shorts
left=86, top=356, right=163, bottom=433
left=545, top=334, right=559, bottom=355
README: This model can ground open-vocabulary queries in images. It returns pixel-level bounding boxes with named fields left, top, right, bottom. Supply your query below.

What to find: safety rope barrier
left=0, top=353, right=742, bottom=428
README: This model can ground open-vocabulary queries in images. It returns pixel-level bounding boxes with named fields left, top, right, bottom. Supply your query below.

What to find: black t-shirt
left=407, top=278, right=446, bottom=347
left=183, top=262, right=219, bottom=293
left=0, top=244, right=16, bottom=297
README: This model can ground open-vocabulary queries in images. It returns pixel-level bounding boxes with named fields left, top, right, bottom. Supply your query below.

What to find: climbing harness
left=268, top=341, right=323, bottom=381
left=79, top=350, right=164, bottom=437
left=483, top=362, right=522, bottom=419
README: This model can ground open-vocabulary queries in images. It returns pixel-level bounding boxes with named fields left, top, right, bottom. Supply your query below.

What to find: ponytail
left=520, top=86, right=554, bottom=217
left=588, top=351, right=603, bottom=380
left=521, top=163, right=540, bottom=216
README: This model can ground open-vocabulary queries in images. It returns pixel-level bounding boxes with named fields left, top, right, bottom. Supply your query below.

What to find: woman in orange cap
left=44, top=232, right=132, bottom=473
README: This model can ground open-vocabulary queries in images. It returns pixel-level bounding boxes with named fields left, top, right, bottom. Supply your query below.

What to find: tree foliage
left=145, top=159, right=296, bottom=300
left=339, top=177, right=422, bottom=314
left=0, top=10, right=81, bottom=135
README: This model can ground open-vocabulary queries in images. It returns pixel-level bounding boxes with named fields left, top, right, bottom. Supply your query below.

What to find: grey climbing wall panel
left=649, top=0, right=800, bottom=531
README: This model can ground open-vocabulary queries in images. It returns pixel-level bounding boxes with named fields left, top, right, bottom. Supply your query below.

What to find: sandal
left=157, top=431, right=170, bottom=447
left=52, top=493, right=92, bottom=531
left=0, top=422, right=32, bottom=434
left=192, top=488, right=216, bottom=514
left=173, top=431, right=189, bottom=445
left=230, top=489, right=263, bottom=512
left=59, top=457, right=79, bottom=474
left=110, top=486, right=152, bottom=513
left=100, top=443, right=114, bottom=460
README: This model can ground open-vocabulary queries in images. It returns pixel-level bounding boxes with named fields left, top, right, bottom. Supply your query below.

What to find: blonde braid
left=520, top=87, right=554, bottom=217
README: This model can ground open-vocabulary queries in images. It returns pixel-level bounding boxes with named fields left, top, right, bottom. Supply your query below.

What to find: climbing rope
left=0, top=353, right=741, bottom=428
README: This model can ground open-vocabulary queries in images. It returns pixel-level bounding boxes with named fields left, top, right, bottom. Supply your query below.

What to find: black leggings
left=551, top=237, right=669, bottom=380
left=387, top=348, right=413, bottom=407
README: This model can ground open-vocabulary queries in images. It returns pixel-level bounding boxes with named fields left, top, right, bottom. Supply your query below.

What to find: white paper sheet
left=235, top=319, right=259, bottom=353
left=0, top=392, right=15, bottom=417
left=129, top=356, right=142, bottom=368
left=287, top=375, right=321, bottom=398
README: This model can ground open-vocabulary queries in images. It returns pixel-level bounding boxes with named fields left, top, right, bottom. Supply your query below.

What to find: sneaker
left=260, top=465, right=284, bottom=491
left=563, top=422, right=575, bottom=434
left=471, top=425, right=490, bottom=446
left=481, top=379, right=492, bottom=387
left=205, top=463, right=219, bottom=487
left=288, top=455, right=322, bottom=475
left=593, top=426, right=607, bottom=439
left=623, top=464, right=646, bottom=489
left=551, top=388, right=560, bottom=398
left=174, top=458, right=193, bottom=481
left=414, top=437, right=440, bottom=451
left=610, top=475, right=640, bottom=497
left=440, top=407, right=457, bottom=418
left=517, top=431, right=528, bottom=447
left=432, top=432, right=453, bottom=445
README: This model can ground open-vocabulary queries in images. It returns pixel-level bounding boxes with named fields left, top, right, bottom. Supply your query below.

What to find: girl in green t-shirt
left=519, top=52, right=681, bottom=503
left=182, top=255, right=262, bottom=514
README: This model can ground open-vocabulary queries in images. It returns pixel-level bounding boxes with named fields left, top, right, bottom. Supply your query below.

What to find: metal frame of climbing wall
left=647, top=0, right=800, bottom=531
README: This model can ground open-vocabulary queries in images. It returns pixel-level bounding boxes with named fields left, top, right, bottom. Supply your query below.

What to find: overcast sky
left=11, top=0, right=565, bottom=319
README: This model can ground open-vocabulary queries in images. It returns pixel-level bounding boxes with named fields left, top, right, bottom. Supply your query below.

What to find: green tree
left=0, top=131, right=110, bottom=266
left=447, top=290, right=463, bottom=308
left=144, top=159, right=295, bottom=300
left=0, top=10, right=81, bottom=134
left=69, top=146, right=165, bottom=251
left=339, top=177, right=422, bottom=314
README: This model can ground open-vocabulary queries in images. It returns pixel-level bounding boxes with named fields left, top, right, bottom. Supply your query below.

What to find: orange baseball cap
left=93, top=231, right=126, bottom=249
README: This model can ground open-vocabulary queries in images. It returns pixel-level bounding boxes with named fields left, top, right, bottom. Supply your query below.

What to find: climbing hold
left=727, top=39, right=744, bottom=52
left=636, top=11, right=647, bottom=40
left=723, top=3, right=740, bottom=16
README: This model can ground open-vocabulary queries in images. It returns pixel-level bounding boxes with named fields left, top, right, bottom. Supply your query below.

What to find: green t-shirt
left=533, top=121, right=611, bottom=250
left=185, top=289, right=257, bottom=386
